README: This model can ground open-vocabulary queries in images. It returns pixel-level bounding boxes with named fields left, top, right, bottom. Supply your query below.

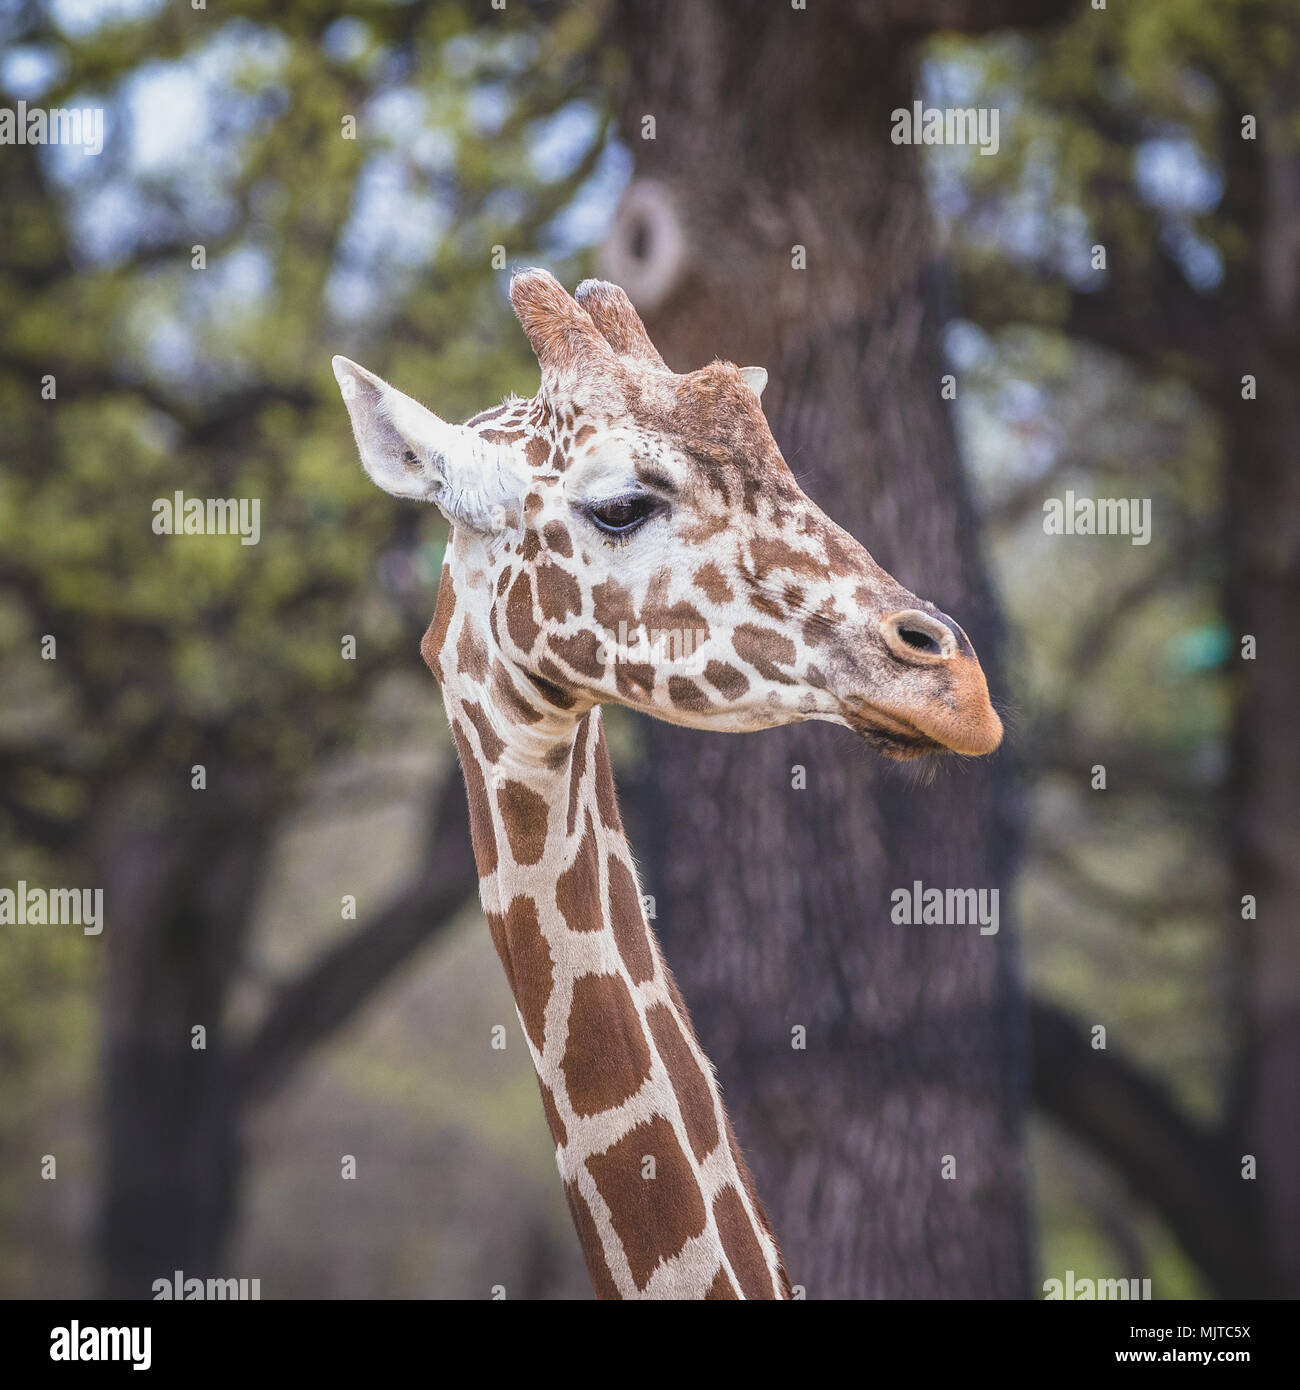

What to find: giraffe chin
left=842, top=713, right=944, bottom=761
left=838, top=698, right=1004, bottom=760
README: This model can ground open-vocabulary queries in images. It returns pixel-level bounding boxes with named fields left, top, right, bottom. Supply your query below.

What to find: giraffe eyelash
left=581, top=492, right=666, bottom=539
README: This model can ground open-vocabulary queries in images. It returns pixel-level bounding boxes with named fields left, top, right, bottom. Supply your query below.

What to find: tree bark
left=607, top=0, right=1030, bottom=1297
left=1225, top=333, right=1300, bottom=1300
left=94, top=774, right=270, bottom=1297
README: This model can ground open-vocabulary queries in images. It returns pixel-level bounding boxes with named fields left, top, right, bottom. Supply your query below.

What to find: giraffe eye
left=585, top=493, right=661, bottom=536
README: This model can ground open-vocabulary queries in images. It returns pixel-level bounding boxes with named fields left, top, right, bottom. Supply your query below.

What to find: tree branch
left=961, top=248, right=1234, bottom=391
left=851, top=0, right=1082, bottom=36
left=1030, top=995, right=1268, bottom=1297
left=231, top=761, right=477, bottom=1105
left=1032, top=844, right=1216, bottom=928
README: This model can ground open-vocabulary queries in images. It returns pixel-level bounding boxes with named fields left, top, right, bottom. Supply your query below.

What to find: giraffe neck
left=425, top=550, right=789, bottom=1299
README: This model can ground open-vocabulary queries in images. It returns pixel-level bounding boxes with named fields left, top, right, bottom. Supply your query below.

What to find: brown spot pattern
left=555, top=811, right=601, bottom=932
left=451, top=724, right=496, bottom=876
left=586, top=1115, right=706, bottom=1291
left=640, top=598, right=710, bottom=651
left=465, top=401, right=509, bottom=427
left=681, top=511, right=730, bottom=544
left=751, top=591, right=784, bottom=619
left=711, top=1183, right=775, bottom=1301
left=646, top=1003, right=718, bottom=1163
left=537, top=1079, right=567, bottom=1148
left=562, top=974, right=652, bottom=1117
left=498, top=778, right=549, bottom=866
left=492, top=663, right=543, bottom=724
left=535, top=558, right=582, bottom=622
left=821, top=524, right=863, bottom=576
left=607, top=855, right=655, bottom=984
left=592, top=720, right=622, bottom=831
left=551, top=629, right=605, bottom=679
left=460, top=700, right=504, bottom=764
left=726, top=1123, right=791, bottom=1298
left=505, top=571, right=540, bottom=651
left=667, top=676, right=709, bottom=712
left=749, top=535, right=823, bottom=581
left=733, top=623, right=797, bottom=684
left=705, top=1268, right=740, bottom=1299
left=420, top=570, right=455, bottom=680
left=615, top=663, right=656, bottom=701
left=525, top=666, right=577, bottom=709
left=564, top=1182, right=620, bottom=1300
left=693, top=562, right=733, bottom=604
left=591, top=577, right=636, bottom=632
left=542, top=520, right=573, bottom=557
left=455, top=620, right=488, bottom=680
left=566, top=715, right=591, bottom=837
left=704, top=660, right=749, bottom=699
left=488, top=894, right=553, bottom=1052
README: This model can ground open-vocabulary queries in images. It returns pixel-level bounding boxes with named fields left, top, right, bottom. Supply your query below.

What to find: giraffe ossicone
left=334, top=269, right=1003, bottom=1300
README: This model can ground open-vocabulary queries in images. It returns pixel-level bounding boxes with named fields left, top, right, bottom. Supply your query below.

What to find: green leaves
left=1, top=0, right=604, bottom=839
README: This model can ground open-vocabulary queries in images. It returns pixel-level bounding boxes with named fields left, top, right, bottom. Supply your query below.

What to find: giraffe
left=332, top=269, right=1003, bottom=1300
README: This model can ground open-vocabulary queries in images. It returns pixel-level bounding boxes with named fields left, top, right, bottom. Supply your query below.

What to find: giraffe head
left=334, top=270, right=1002, bottom=760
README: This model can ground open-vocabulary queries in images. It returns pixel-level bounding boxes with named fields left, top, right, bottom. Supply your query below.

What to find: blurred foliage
left=961, top=337, right=1226, bottom=1296
left=931, top=0, right=1300, bottom=1293
left=1, top=0, right=608, bottom=792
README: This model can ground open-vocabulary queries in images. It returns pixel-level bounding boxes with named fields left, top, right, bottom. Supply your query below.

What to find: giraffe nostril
left=881, top=609, right=958, bottom=663
left=897, top=625, right=943, bottom=656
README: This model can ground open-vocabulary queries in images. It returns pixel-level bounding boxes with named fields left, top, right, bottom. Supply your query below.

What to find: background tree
left=937, top=0, right=1298, bottom=1296
left=597, top=0, right=1091, bottom=1300
left=603, top=0, right=1297, bottom=1298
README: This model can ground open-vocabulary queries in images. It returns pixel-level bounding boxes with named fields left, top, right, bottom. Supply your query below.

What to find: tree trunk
left=1227, top=352, right=1300, bottom=1300
left=94, top=776, right=269, bottom=1297
left=606, top=0, right=1030, bottom=1297
left=1216, top=77, right=1300, bottom=1297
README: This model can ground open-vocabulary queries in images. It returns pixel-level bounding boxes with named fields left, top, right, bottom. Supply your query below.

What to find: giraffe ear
left=332, top=356, right=523, bottom=533
left=739, top=367, right=768, bottom=400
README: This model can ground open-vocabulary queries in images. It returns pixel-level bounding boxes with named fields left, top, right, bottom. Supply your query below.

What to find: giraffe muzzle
left=835, top=608, right=1003, bottom=759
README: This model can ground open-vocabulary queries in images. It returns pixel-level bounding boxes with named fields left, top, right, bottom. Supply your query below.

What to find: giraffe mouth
left=840, top=705, right=944, bottom=760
